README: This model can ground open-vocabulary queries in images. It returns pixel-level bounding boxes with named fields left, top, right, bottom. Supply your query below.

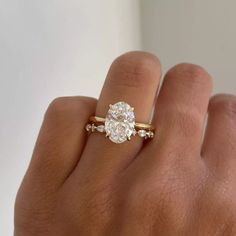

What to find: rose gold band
left=89, top=116, right=155, bottom=131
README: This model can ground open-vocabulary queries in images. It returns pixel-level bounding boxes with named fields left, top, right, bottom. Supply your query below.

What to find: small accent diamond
left=85, top=124, right=92, bottom=131
left=138, top=129, right=147, bottom=137
left=91, top=124, right=96, bottom=132
left=96, top=125, right=105, bottom=133
left=146, top=131, right=154, bottom=138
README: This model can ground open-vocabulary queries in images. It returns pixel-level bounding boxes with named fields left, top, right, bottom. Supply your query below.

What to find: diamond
left=85, top=124, right=92, bottom=131
left=105, top=102, right=135, bottom=143
left=138, top=129, right=146, bottom=137
left=96, top=125, right=105, bottom=132
left=91, top=124, right=96, bottom=132
left=146, top=131, right=154, bottom=138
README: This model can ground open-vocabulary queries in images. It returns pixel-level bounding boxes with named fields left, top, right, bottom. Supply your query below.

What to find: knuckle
left=15, top=191, right=54, bottom=235
left=178, top=111, right=201, bottom=137
left=168, top=108, right=202, bottom=138
left=124, top=172, right=190, bottom=225
left=64, top=183, right=114, bottom=232
left=45, top=96, right=96, bottom=119
left=205, top=183, right=236, bottom=233
left=210, top=94, right=236, bottom=118
left=166, top=63, right=212, bottom=89
left=46, top=97, right=73, bottom=116
left=208, top=179, right=236, bottom=209
left=108, top=51, right=161, bottom=88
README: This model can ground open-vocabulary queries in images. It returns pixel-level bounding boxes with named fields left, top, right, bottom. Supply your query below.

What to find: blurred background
left=0, top=0, right=235, bottom=235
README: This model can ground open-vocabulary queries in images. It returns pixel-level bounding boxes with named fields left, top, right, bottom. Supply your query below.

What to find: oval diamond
left=105, top=102, right=135, bottom=143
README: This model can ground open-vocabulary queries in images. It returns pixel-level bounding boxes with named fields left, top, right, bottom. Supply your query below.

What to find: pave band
left=85, top=101, right=155, bottom=144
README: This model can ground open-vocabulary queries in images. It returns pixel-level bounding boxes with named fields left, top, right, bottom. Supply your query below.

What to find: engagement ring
left=85, top=101, right=155, bottom=144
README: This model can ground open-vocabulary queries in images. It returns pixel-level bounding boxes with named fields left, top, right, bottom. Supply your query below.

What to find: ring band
left=89, top=116, right=155, bottom=131
left=85, top=101, right=155, bottom=144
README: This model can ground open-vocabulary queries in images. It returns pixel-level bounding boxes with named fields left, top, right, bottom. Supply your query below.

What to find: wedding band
left=85, top=101, right=155, bottom=144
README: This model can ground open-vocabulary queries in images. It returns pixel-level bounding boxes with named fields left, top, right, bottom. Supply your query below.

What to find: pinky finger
left=202, top=94, right=236, bottom=175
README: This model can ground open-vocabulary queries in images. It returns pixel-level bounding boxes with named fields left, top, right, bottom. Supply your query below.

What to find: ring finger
left=74, top=51, right=161, bottom=179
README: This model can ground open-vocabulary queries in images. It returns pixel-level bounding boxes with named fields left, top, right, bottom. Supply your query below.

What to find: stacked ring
left=85, top=101, right=155, bottom=144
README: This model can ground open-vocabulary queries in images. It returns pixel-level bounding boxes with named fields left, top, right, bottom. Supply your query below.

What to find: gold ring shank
left=89, top=116, right=155, bottom=131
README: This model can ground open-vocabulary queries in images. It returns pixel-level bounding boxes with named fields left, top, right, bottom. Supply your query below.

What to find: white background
left=0, top=1, right=235, bottom=235
left=0, top=1, right=140, bottom=235
left=141, top=0, right=236, bottom=94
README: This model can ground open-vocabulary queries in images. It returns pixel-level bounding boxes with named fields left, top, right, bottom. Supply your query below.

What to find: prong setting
left=85, top=102, right=155, bottom=143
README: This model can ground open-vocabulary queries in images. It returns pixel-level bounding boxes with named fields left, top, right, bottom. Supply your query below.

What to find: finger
left=147, top=63, right=212, bottom=164
left=202, top=94, right=236, bottom=175
left=76, top=52, right=161, bottom=178
left=22, top=96, right=97, bottom=190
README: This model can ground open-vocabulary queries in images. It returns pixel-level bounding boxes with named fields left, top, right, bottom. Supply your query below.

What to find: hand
left=15, top=52, right=236, bottom=236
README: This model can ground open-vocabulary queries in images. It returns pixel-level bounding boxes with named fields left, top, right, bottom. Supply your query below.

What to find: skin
left=14, top=51, right=236, bottom=236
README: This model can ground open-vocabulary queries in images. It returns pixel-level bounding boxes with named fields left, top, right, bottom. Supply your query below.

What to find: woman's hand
left=15, top=52, right=236, bottom=236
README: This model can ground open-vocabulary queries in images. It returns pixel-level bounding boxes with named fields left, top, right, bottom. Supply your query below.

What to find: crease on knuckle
left=46, top=97, right=70, bottom=115
left=168, top=108, right=202, bottom=138
left=220, top=220, right=236, bottom=236
left=125, top=173, right=189, bottom=229
left=108, top=53, right=160, bottom=89
left=61, top=182, right=115, bottom=234
left=210, top=96, right=236, bottom=119
left=15, top=197, right=55, bottom=235
left=79, top=182, right=114, bottom=222
left=207, top=181, right=236, bottom=220
left=45, top=97, right=90, bottom=120
left=166, top=63, right=212, bottom=90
